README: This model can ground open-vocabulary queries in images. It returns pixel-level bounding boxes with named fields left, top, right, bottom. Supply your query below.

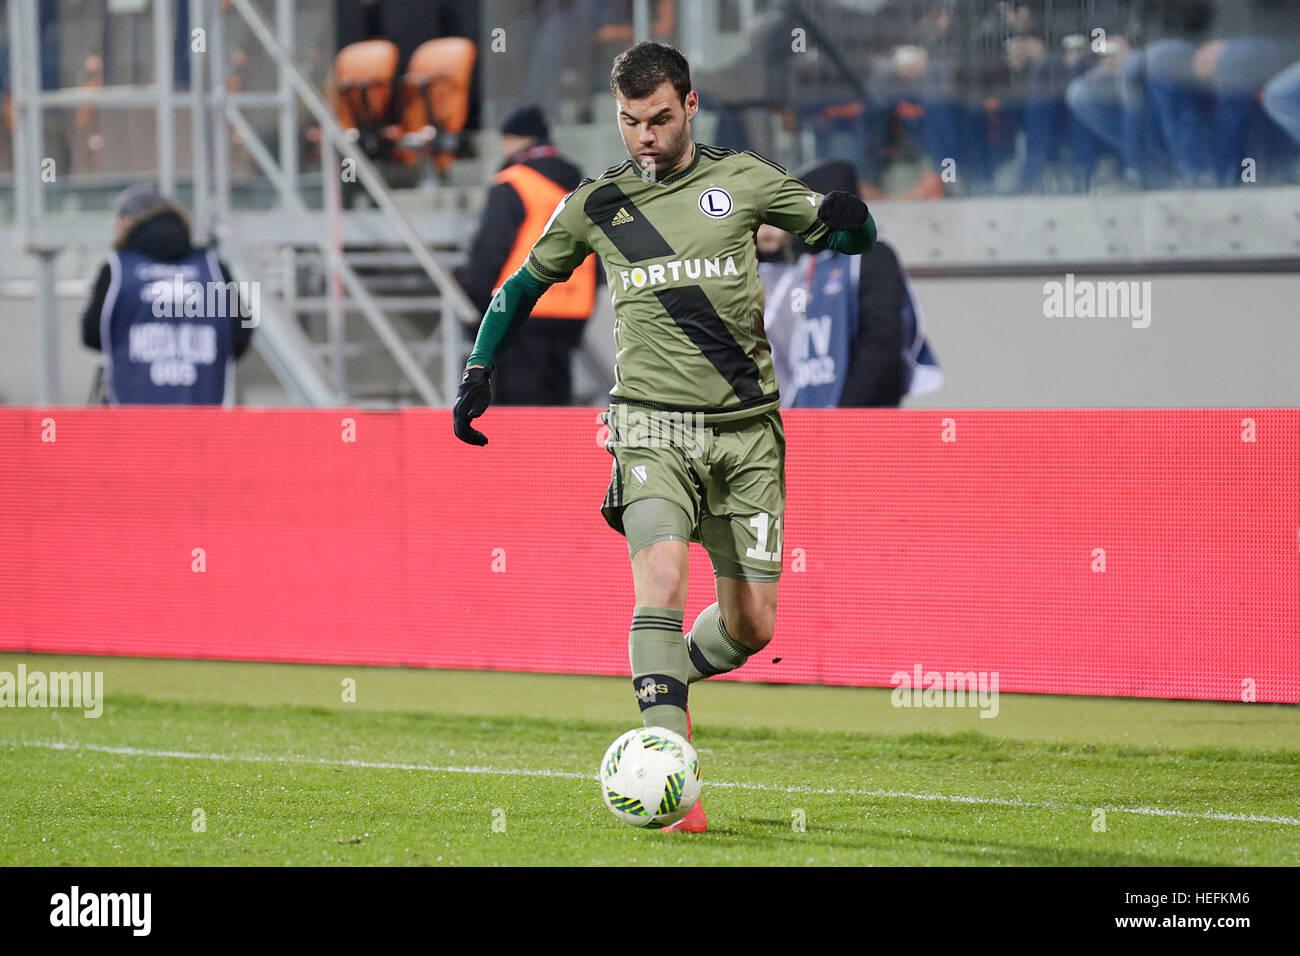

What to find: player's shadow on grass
left=716, top=818, right=1222, bottom=866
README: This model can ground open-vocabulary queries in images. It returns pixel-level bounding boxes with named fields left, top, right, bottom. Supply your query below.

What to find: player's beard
left=632, top=121, right=690, bottom=180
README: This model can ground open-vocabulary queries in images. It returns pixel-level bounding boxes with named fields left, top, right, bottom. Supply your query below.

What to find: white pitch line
left=9, top=739, right=1300, bottom=827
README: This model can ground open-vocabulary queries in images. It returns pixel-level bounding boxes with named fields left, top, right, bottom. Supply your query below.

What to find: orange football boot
left=662, top=707, right=707, bottom=832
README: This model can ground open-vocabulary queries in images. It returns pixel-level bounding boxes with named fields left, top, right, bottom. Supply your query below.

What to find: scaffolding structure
left=7, top=0, right=480, bottom=406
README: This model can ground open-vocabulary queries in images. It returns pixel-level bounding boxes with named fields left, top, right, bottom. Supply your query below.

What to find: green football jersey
left=524, top=143, right=831, bottom=420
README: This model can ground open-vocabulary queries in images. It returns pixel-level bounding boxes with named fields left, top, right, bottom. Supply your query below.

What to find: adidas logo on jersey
left=618, top=255, right=740, bottom=291
left=611, top=206, right=634, bottom=226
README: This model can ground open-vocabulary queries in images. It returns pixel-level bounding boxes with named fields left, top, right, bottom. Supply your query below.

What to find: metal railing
left=8, top=0, right=480, bottom=406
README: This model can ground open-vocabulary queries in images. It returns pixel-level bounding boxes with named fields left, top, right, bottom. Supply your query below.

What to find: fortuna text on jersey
left=618, top=254, right=741, bottom=291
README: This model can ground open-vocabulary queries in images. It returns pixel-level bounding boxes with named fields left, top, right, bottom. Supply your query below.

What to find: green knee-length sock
left=628, top=605, right=689, bottom=738
left=685, top=602, right=754, bottom=684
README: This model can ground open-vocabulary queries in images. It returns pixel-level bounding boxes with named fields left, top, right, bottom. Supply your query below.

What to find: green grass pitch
left=1, top=652, right=1297, bottom=866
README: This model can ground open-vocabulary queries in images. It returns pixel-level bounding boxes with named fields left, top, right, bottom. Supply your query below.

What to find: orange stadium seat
left=398, top=37, right=476, bottom=174
left=333, top=39, right=402, bottom=159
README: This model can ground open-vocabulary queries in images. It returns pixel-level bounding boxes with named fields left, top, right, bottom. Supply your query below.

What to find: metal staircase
left=275, top=235, right=473, bottom=407
left=6, top=0, right=482, bottom=407
left=217, top=0, right=480, bottom=406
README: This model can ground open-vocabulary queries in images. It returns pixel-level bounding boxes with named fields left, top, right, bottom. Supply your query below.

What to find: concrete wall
left=3, top=269, right=1298, bottom=408
left=901, top=271, right=1300, bottom=408
left=2, top=296, right=105, bottom=406
left=0, top=294, right=280, bottom=406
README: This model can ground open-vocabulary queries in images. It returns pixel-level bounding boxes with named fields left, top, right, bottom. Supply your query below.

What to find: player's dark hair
left=609, top=42, right=691, bottom=105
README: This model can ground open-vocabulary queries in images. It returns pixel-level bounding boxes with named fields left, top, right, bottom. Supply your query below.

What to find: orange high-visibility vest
left=493, top=163, right=597, bottom=320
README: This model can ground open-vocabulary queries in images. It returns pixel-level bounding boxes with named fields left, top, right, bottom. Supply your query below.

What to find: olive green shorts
left=600, top=404, right=786, bottom=581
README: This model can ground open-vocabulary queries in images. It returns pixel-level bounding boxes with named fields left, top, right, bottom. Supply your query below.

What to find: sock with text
left=629, top=605, right=690, bottom=738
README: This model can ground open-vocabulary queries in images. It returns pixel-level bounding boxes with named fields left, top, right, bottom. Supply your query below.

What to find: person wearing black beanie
left=452, top=105, right=597, bottom=405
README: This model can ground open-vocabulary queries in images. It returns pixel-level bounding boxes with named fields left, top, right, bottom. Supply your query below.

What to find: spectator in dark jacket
left=1263, top=59, right=1300, bottom=147
left=81, top=186, right=254, bottom=405
left=759, top=160, right=942, bottom=408
left=453, top=105, right=598, bottom=405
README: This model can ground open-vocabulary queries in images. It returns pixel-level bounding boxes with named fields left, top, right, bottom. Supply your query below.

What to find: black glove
left=817, top=190, right=870, bottom=232
left=453, top=366, right=493, bottom=446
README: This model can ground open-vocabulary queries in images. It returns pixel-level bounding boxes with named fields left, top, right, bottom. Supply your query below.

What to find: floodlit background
left=1, top=0, right=1298, bottom=407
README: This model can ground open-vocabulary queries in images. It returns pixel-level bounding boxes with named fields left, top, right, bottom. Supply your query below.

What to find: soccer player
left=453, top=42, right=876, bottom=832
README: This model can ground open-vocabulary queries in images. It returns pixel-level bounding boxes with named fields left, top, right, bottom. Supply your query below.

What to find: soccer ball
left=600, top=727, right=703, bottom=828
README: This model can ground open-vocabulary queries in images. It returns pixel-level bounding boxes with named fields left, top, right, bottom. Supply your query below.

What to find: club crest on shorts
left=698, top=187, right=732, bottom=218
left=631, top=464, right=648, bottom=484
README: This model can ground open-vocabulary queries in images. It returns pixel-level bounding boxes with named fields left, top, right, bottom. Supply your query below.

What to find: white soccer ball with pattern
left=600, top=727, right=703, bottom=828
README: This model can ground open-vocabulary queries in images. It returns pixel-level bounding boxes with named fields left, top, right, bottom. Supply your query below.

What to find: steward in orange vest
left=454, top=105, right=598, bottom=405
